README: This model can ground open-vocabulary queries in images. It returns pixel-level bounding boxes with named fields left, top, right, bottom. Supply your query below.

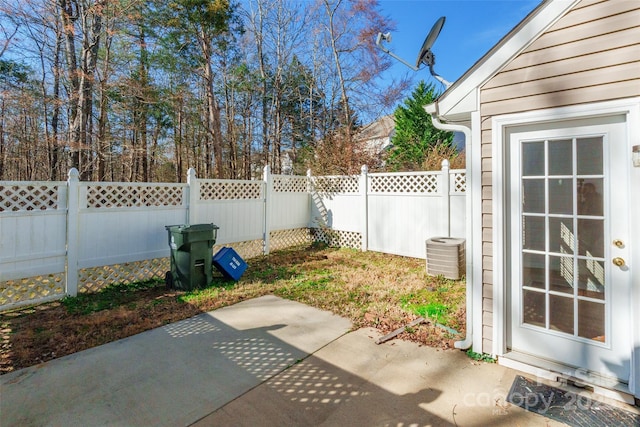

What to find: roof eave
left=434, top=0, right=581, bottom=121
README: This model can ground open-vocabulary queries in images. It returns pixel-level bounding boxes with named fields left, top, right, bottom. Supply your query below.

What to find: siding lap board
left=488, top=27, right=640, bottom=79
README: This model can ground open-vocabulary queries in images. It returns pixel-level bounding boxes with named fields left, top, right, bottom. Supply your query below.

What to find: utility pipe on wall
left=424, top=103, right=474, bottom=350
left=441, top=158, right=450, bottom=237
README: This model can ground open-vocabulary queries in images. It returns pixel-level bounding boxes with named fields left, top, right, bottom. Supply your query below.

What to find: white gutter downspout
left=424, top=102, right=477, bottom=350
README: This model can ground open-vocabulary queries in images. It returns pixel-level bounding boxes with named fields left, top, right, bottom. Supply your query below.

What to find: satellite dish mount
left=376, top=16, right=452, bottom=88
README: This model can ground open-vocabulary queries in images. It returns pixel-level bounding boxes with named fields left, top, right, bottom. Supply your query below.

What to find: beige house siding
left=478, top=0, right=640, bottom=354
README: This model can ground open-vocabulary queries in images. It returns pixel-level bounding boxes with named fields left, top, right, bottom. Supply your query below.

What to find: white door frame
left=491, top=98, right=640, bottom=397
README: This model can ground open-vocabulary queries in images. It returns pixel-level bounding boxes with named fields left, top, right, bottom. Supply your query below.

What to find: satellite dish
left=375, top=15, right=452, bottom=87
left=416, top=16, right=445, bottom=67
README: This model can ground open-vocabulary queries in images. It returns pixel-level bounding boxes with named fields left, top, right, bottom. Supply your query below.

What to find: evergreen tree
left=387, top=81, right=453, bottom=171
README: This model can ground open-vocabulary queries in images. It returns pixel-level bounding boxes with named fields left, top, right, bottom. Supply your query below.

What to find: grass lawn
left=0, top=244, right=466, bottom=374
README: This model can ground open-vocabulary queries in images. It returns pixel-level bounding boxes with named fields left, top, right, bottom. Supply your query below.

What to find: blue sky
left=377, top=0, right=541, bottom=91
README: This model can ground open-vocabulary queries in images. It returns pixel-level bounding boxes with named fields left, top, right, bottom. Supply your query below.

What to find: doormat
left=506, top=375, right=640, bottom=427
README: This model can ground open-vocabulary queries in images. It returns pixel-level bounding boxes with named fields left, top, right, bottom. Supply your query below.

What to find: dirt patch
left=1, top=245, right=466, bottom=374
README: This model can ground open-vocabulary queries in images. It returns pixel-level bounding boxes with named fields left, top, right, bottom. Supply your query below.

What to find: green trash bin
left=165, top=223, right=219, bottom=290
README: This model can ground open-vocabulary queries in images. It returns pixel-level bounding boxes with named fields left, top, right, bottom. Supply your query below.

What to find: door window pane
left=523, top=290, right=545, bottom=327
left=549, top=139, right=573, bottom=175
left=523, top=253, right=545, bottom=289
left=577, top=137, right=603, bottom=175
left=523, top=179, right=545, bottom=213
left=578, top=219, right=604, bottom=257
left=550, top=295, right=574, bottom=334
left=522, top=216, right=545, bottom=251
left=578, top=259, right=605, bottom=300
left=549, top=255, right=574, bottom=294
left=578, top=179, right=603, bottom=216
left=578, top=300, right=605, bottom=341
left=549, top=179, right=573, bottom=214
left=523, top=141, right=544, bottom=176
left=549, top=217, right=574, bottom=254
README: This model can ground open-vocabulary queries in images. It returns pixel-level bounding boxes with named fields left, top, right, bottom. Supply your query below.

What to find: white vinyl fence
left=311, top=163, right=466, bottom=258
left=0, top=162, right=465, bottom=311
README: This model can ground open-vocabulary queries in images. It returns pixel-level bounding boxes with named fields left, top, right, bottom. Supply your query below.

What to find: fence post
left=263, top=165, right=272, bottom=255
left=441, top=159, right=450, bottom=237
left=307, top=169, right=314, bottom=229
left=360, top=165, right=368, bottom=252
left=187, top=168, right=198, bottom=225
left=66, top=168, right=80, bottom=297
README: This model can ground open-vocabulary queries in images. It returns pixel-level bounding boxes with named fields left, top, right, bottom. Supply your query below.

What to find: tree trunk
left=81, top=0, right=104, bottom=179
left=0, top=98, right=5, bottom=179
left=97, top=78, right=109, bottom=180
left=255, top=1, right=270, bottom=170
left=150, top=122, right=161, bottom=182
left=175, top=98, right=183, bottom=182
left=58, top=0, right=81, bottom=172
left=51, top=26, right=63, bottom=180
left=200, top=30, right=224, bottom=178
left=97, top=18, right=112, bottom=181
left=223, top=72, right=238, bottom=179
left=58, top=0, right=104, bottom=180
left=243, top=113, right=252, bottom=179
left=242, top=91, right=253, bottom=179
left=324, top=0, right=352, bottom=135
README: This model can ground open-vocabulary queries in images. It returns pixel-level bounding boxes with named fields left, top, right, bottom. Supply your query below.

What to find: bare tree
left=57, top=0, right=106, bottom=178
left=0, top=10, right=20, bottom=58
left=243, top=0, right=311, bottom=173
left=4, top=0, right=64, bottom=179
left=0, top=0, right=407, bottom=181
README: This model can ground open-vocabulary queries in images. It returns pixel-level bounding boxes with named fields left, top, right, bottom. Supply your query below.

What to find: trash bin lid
left=165, top=223, right=219, bottom=232
left=182, top=223, right=219, bottom=232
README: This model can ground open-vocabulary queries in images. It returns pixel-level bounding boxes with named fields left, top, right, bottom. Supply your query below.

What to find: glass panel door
left=508, top=115, right=631, bottom=384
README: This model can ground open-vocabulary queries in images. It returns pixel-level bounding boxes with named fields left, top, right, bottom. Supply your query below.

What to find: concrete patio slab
left=0, top=295, right=351, bottom=426
left=2, top=295, right=572, bottom=426
left=194, top=327, right=566, bottom=426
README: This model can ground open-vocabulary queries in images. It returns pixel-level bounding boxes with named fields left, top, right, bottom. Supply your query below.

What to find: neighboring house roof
left=432, top=0, right=581, bottom=121
left=357, top=113, right=468, bottom=152
left=356, top=115, right=395, bottom=142
left=355, top=114, right=396, bottom=153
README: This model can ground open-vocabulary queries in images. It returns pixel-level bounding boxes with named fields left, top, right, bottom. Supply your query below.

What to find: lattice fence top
left=85, top=184, right=184, bottom=208
left=450, top=171, right=466, bottom=194
left=200, top=180, right=264, bottom=200
left=368, top=173, right=440, bottom=194
left=0, top=183, right=62, bottom=212
left=273, top=175, right=308, bottom=193
left=311, top=176, right=359, bottom=194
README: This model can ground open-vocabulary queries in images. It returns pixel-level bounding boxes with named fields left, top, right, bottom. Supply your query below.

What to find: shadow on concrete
left=1, top=296, right=566, bottom=426
left=194, top=349, right=447, bottom=426
left=192, top=317, right=449, bottom=426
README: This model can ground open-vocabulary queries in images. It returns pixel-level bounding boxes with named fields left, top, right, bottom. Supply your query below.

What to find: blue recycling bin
left=213, top=247, right=247, bottom=281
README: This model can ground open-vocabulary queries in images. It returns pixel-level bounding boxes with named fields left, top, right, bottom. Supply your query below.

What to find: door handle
left=612, top=257, right=625, bottom=267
